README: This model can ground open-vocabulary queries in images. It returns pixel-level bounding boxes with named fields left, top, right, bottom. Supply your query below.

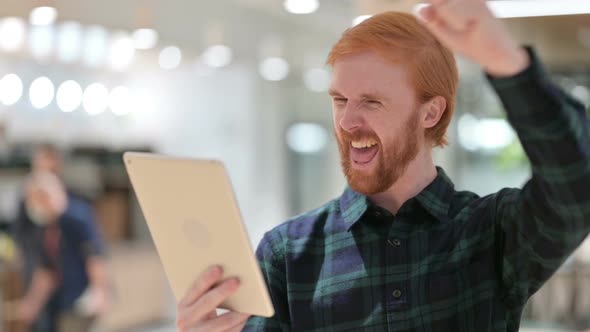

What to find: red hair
left=326, top=11, right=458, bottom=147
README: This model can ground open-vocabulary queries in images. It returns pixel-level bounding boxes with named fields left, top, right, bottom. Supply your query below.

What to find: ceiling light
left=286, top=123, right=328, bottom=154
left=109, top=32, right=135, bottom=71
left=488, top=0, right=590, bottom=18
left=284, top=0, right=319, bottom=14
left=0, top=74, right=23, bottom=106
left=0, top=17, right=26, bottom=52
left=83, top=25, right=108, bottom=67
left=259, top=57, right=290, bottom=81
left=159, top=46, right=182, bottom=70
left=201, top=45, right=233, bottom=68
left=416, top=0, right=590, bottom=18
left=29, top=25, right=55, bottom=59
left=83, top=83, right=109, bottom=115
left=132, top=28, right=158, bottom=50
left=29, top=6, right=57, bottom=26
left=57, top=21, right=82, bottom=63
left=29, top=77, right=55, bottom=109
left=56, top=80, right=83, bottom=112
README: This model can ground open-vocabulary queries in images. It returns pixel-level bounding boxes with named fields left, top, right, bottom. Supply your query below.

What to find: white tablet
left=123, top=152, right=274, bottom=317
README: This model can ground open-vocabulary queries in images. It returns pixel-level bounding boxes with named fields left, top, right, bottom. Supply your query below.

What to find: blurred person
left=15, top=171, right=108, bottom=332
left=11, top=144, right=66, bottom=332
left=14, top=144, right=64, bottom=268
left=177, top=1, right=590, bottom=331
left=30, top=143, right=64, bottom=175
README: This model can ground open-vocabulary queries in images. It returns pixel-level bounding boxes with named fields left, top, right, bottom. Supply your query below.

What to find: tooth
left=351, top=140, right=378, bottom=148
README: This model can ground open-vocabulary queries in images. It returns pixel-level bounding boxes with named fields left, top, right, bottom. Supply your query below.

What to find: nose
left=338, top=104, right=362, bottom=133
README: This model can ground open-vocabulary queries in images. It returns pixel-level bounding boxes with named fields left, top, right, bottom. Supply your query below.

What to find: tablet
left=123, top=152, right=275, bottom=317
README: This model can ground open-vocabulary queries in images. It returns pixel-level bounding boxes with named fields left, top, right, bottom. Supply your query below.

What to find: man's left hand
left=417, top=0, right=530, bottom=77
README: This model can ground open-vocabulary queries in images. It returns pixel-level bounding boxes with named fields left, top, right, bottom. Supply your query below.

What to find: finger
left=205, top=311, right=217, bottom=320
left=181, top=278, right=241, bottom=327
left=225, top=315, right=251, bottom=332
left=176, top=310, right=217, bottom=332
left=194, top=312, right=250, bottom=332
left=179, top=265, right=223, bottom=307
left=418, top=6, right=461, bottom=47
left=416, top=5, right=436, bottom=23
left=194, top=278, right=240, bottom=315
left=427, top=0, right=476, bottom=32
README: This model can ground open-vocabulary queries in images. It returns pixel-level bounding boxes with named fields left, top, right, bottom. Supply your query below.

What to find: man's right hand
left=176, top=265, right=251, bottom=332
left=13, top=298, right=39, bottom=327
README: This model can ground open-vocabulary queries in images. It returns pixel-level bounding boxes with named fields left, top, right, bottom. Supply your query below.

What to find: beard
left=336, top=111, right=420, bottom=195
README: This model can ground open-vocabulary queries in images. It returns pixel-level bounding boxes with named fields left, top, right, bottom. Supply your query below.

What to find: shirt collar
left=339, top=166, right=455, bottom=231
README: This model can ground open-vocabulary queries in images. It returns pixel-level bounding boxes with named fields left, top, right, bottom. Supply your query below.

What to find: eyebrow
left=359, top=93, right=382, bottom=101
left=328, top=89, right=383, bottom=101
left=328, top=89, right=343, bottom=97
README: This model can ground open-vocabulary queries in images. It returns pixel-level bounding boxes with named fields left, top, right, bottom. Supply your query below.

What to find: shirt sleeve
left=63, top=198, right=106, bottom=259
left=243, top=229, right=291, bottom=331
left=488, top=47, right=590, bottom=307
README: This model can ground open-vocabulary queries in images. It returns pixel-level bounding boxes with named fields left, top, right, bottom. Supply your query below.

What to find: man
left=15, top=171, right=109, bottom=332
left=11, top=144, right=67, bottom=332
left=13, top=144, right=65, bottom=278
left=177, top=1, right=590, bottom=331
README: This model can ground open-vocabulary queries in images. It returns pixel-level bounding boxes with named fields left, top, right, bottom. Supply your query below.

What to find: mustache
left=336, top=129, right=381, bottom=144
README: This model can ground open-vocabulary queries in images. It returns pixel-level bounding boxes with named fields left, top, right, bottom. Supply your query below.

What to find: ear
left=421, top=96, right=446, bottom=129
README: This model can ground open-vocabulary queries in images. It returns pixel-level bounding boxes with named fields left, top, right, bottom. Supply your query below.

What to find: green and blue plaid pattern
left=244, top=48, right=590, bottom=331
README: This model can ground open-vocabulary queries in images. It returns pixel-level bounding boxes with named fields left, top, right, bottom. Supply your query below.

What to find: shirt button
left=392, top=289, right=402, bottom=299
left=388, top=238, right=401, bottom=247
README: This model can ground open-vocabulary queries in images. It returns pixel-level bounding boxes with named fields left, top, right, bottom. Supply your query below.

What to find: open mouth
left=350, top=139, right=379, bottom=166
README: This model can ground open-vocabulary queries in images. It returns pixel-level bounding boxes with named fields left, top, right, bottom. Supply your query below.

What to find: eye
left=333, top=97, right=347, bottom=105
left=363, top=99, right=382, bottom=109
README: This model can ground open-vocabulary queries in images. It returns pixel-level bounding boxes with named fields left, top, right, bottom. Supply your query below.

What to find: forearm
left=491, top=48, right=590, bottom=282
left=484, top=45, right=530, bottom=78
left=489, top=47, right=590, bottom=213
left=487, top=48, right=590, bottom=304
left=23, top=268, right=57, bottom=312
left=86, top=256, right=108, bottom=290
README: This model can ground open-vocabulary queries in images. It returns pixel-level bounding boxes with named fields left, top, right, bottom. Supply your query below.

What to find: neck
left=368, top=147, right=437, bottom=214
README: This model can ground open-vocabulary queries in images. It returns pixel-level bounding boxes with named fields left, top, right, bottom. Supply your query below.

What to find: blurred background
left=0, top=0, right=588, bottom=331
